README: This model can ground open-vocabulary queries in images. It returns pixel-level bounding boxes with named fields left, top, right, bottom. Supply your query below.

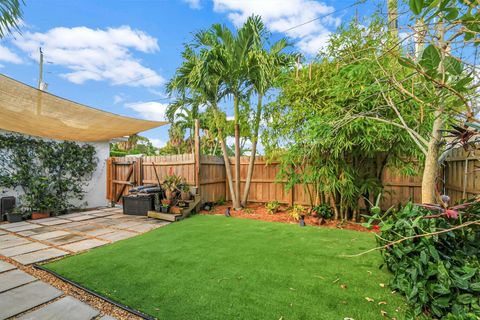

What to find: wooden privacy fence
left=444, top=148, right=480, bottom=201
left=106, top=148, right=480, bottom=207
left=106, top=154, right=225, bottom=204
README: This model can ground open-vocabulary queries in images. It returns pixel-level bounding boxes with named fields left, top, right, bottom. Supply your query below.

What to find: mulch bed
left=200, top=202, right=372, bottom=233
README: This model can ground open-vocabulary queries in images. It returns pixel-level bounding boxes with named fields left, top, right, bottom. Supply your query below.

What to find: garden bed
left=43, top=215, right=405, bottom=319
left=200, top=202, right=370, bottom=232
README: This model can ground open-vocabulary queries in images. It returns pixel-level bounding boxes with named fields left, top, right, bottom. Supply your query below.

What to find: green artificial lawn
left=45, top=215, right=405, bottom=320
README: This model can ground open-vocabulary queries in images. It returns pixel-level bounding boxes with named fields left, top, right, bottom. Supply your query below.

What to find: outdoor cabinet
left=122, top=194, right=154, bottom=216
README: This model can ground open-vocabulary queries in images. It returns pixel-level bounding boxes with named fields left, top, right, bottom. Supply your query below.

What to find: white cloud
left=212, top=0, right=341, bottom=55
left=183, top=0, right=201, bottom=9
left=113, top=94, right=126, bottom=105
left=125, top=101, right=169, bottom=121
left=149, top=138, right=166, bottom=148
left=14, top=26, right=164, bottom=87
left=0, top=45, right=22, bottom=64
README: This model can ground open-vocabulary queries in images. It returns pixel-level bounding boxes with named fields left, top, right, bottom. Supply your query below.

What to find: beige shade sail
left=0, top=74, right=167, bottom=142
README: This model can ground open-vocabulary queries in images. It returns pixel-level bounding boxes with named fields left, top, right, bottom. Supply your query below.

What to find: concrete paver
left=5, top=224, right=42, bottom=232
left=47, top=234, right=87, bottom=245
left=99, top=230, right=137, bottom=242
left=0, top=269, right=37, bottom=293
left=17, top=226, right=55, bottom=237
left=90, top=211, right=118, bottom=217
left=127, top=223, right=162, bottom=233
left=59, top=212, right=85, bottom=219
left=0, top=235, right=32, bottom=249
left=0, top=221, right=31, bottom=230
left=61, top=239, right=109, bottom=252
left=0, top=260, right=16, bottom=273
left=0, top=281, right=62, bottom=319
left=69, top=215, right=97, bottom=221
left=35, top=219, right=71, bottom=226
left=0, top=242, right=49, bottom=257
left=54, top=221, right=85, bottom=229
left=82, top=228, right=116, bottom=237
left=31, top=230, right=71, bottom=240
left=11, top=248, right=68, bottom=265
left=18, top=296, right=100, bottom=320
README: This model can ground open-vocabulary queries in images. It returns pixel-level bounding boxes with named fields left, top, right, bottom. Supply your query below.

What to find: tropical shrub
left=312, top=204, right=333, bottom=220
left=265, top=201, right=280, bottom=214
left=289, top=204, right=306, bottom=221
left=0, top=134, right=97, bottom=214
left=364, top=201, right=480, bottom=318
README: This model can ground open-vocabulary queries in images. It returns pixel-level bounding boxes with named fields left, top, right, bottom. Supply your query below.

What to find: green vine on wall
left=0, top=134, right=97, bottom=215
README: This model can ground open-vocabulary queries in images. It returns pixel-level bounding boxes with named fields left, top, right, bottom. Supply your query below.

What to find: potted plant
left=6, top=207, right=23, bottom=223
left=23, top=179, right=56, bottom=219
left=265, top=201, right=280, bottom=214
left=178, top=184, right=191, bottom=201
left=162, top=170, right=182, bottom=200
left=160, top=203, right=170, bottom=213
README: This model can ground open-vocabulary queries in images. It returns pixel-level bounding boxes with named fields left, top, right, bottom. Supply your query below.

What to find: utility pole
left=37, top=47, right=44, bottom=90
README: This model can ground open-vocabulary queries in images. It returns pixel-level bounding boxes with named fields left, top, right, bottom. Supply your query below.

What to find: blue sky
left=0, top=0, right=379, bottom=148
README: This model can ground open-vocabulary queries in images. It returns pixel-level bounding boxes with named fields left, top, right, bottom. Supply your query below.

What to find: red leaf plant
left=417, top=195, right=476, bottom=219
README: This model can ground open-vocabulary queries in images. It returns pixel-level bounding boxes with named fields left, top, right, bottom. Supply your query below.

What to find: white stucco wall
left=0, top=130, right=110, bottom=209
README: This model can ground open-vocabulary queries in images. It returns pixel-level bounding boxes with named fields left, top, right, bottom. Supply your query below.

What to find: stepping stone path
left=0, top=206, right=169, bottom=319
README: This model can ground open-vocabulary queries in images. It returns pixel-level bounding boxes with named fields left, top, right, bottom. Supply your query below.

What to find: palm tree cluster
left=167, top=15, right=293, bottom=209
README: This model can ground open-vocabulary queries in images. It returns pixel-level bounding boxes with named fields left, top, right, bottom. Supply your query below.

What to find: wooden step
left=147, top=194, right=201, bottom=222
left=147, top=211, right=182, bottom=222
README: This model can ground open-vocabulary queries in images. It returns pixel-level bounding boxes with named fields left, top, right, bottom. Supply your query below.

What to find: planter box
left=32, top=212, right=50, bottom=220
left=7, top=213, right=22, bottom=223
left=123, top=195, right=154, bottom=216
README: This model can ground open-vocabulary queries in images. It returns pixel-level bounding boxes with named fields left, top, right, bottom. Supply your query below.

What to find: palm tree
left=193, top=16, right=274, bottom=209
left=0, top=0, right=23, bottom=39
left=241, top=37, right=291, bottom=206
left=167, top=43, right=240, bottom=207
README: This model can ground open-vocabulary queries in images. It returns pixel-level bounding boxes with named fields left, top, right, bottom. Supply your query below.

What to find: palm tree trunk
left=233, top=95, right=241, bottom=209
left=219, top=131, right=238, bottom=207
left=241, top=94, right=262, bottom=206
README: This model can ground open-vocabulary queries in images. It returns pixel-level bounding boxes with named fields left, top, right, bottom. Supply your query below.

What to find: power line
left=113, top=73, right=161, bottom=86
left=279, top=0, right=365, bottom=34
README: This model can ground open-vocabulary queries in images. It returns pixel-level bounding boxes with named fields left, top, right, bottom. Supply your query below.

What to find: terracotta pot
left=32, top=211, right=50, bottom=220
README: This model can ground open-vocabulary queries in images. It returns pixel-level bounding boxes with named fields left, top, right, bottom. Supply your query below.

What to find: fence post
left=136, top=157, right=143, bottom=186
left=194, top=119, right=200, bottom=189
left=462, top=158, right=469, bottom=198
left=290, top=187, right=294, bottom=206
left=106, top=158, right=112, bottom=201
